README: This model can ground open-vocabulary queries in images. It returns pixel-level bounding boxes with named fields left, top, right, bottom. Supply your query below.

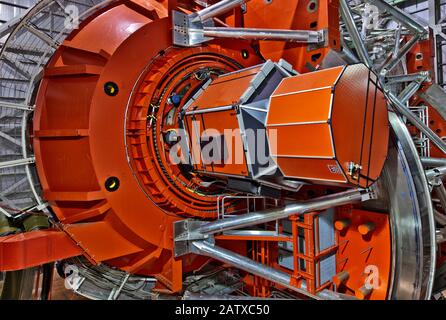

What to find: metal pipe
left=0, top=157, right=35, bottom=169
left=421, top=157, right=446, bottom=168
left=198, top=189, right=365, bottom=235
left=200, top=27, right=322, bottom=43
left=185, top=105, right=233, bottom=116
left=191, top=241, right=355, bottom=300
left=191, top=240, right=321, bottom=299
left=392, top=24, right=402, bottom=58
left=398, top=80, right=425, bottom=104
left=339, top=0, right=373, bottom=68
left=386, top=72, right=430, bottom=84
left=426, top=166, right=446, bottom=181
left=381, top=35, right=419, bottom=75
left=192, top=0, right=247, bottom=23
left=0, top=101, right=34, bottom=111
left=193, top=241, right=291, bottom=286
left=387, top=91, right=446, bottom=154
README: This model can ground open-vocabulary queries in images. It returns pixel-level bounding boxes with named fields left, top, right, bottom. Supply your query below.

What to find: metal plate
left=374, top=112, right=436, bottom=299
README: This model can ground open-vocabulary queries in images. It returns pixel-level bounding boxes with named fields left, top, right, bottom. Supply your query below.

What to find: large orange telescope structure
left=0, top=0, right=445, bottom=300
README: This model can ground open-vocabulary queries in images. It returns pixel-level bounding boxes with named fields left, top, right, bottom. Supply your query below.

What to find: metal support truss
left=429, top=0, right=446, bottom=88
left=190, top=240, right=355, bottom=300
left=172, top=0, right=324, bottom=47
left=340, top=0, right=446, bottom=158
left=173, top=189, right=372, bottom=299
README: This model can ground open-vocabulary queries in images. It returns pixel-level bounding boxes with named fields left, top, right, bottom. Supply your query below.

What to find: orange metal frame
left=0, top=0, right=406, bottom=300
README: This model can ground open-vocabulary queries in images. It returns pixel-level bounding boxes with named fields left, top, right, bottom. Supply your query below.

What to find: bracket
left=174, top=219, right=211, bottom=257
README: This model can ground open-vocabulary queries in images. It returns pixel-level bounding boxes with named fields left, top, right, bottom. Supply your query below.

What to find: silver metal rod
left=191, top=241, right=354, bottom=300
left=392, top=24, right=402, bottom=58
left=421, top=157, right=446, bottom=168
left=198, top=189, right=365, bottom=235
left=0, top=101, right=34, bottom=111
left=386, top=72, right=430, bottom=84
left=192, top=0, right=247, bottom=23
left=381, top=35, right=419, bottom=75
left=191, top=241, right=320, bottom=299
left=0, top=157, right=35, bottom=169
left=23, top=23, right=59, bottom=48
left=185, top=105, right=233, bottom=116
left=200, top=27, right=322, bottom=43
left=426, top=166, right=446, bottom=180
left=339, top=0, right=373, bottom=68
left=387, top=91, right=446, bottom=154
left=398, top=80, right=424, bottom=104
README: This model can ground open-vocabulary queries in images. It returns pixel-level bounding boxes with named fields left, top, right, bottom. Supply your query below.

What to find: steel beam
left=386, top=72, right=430, bottom=84
left=198, top=27, right=323, bottom=43
left=387, top=90, right=446, bottom=154
left=191, top=0, right=248, bottom=23
left=398, top=79, right=426, bottom=104
left=191, top=240, right=356, bottom=300
left=0, top=230, right=83, bottom=271
left=340, top=0, right=373, bottom=68
left=421, top=157, right=446, bottom=167
left=198, top=189, right=366, bottom=235
left=426, top=166, right=446, bottom=180
left=0, top=101, right=34, bottom=111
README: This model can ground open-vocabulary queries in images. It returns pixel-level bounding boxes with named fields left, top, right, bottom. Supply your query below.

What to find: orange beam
left=0, top=230, right=83, bottom=271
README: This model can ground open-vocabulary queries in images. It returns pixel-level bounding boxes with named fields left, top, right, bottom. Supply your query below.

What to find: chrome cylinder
left=386, top=72, right=430, bottom=84
left=192, top=0, right=246, bottom=23
left=191, top=241, right=354, bottom=300
left=426, top=166, right=446, bottom=181
left=192, top=241, right=291, bottom=285
left=421, top=157, right=446, bottom=168
left=382, top=36, right=420, bottom=74
left=387, top=91, right=446, bottom=154
left=201, top=27, right=322, bottom=43
left=198, top=189, right=364, bottom=235
left=398, top=80, right=424, bottom=104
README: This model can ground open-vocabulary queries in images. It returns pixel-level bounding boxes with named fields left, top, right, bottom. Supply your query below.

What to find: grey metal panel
left=318, top=208, right=335, bottom=252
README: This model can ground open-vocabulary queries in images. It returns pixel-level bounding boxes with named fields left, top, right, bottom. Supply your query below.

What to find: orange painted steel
left=182, top=67, right=261, bottom=178
left=289, top=212, right=338, bottom=294
left=243, top=0, right=341, bottom=73
left=334, top=207, right=392, bottom=300
left=0, top=230, right=83, bottom=271
left=190, top=66, right=263, bottom=112
left=252, top=240, right=272, bottom=297
left=0, top=0, right=399, bottom=300
left=127, top=46, right=260, bottom=218
left=32, top=0, right=261, bottom=293
left=267, top=64, right=389, bottom=188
